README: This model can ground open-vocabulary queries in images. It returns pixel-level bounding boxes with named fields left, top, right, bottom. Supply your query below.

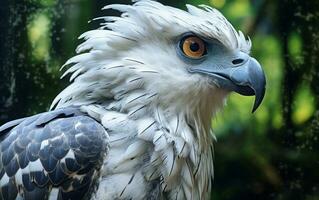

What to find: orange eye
left=181, top=36, right=207, bottom=59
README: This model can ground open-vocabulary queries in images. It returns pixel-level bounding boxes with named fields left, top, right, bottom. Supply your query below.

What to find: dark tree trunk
left=0, top=0, right=12, bottom=123
left=276, top=0, right=319, bottom=198
left=0, top=1, right=30, bottom=123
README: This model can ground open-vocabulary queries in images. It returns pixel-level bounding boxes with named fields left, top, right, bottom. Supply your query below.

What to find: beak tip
left=251, top=108, right=257, bottom=114
left=251, top=106, right=259, bottom=113
left=251, top=86, right=266, bottom=113
left=251, top=103, right=259, bottom=113
left=251, top=102, right=260, bottom=113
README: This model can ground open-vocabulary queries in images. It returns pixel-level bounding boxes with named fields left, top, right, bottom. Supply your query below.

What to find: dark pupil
left=190, top=42, right=200, bottom=52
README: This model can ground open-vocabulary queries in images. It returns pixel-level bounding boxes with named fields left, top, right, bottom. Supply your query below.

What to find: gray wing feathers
left=0, top=108, right=108, bottom=200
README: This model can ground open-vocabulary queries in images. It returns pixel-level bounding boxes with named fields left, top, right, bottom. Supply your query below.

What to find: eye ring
left=180, top=35, right=207, bottom=59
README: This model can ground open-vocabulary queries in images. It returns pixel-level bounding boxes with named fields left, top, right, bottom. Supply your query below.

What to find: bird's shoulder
left=0, top=107, right=109, bottom=200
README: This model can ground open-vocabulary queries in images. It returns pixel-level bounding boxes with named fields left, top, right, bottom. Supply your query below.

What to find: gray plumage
left=0, top=108, right=108, bottom=200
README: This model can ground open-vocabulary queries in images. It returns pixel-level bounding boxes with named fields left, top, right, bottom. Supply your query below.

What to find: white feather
left=28, top=159, right=43, bottom=172
left=0, top=173, right=9, bottom=187
left=137, top=118, right=157, bottom=141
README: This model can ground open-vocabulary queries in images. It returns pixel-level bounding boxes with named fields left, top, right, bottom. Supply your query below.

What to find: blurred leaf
left=288, top=32, right=302, bottom=56
left=209, top=0, right=226, bottom=8
left=292, top=85, right=315, bottom=125
left=225, top=0, right=251, bottom=20
left=28, top=0, right=56, bottom=6
left=27, top=12, right=51, bottom=61
left=289, top=32, right=304, bottom=65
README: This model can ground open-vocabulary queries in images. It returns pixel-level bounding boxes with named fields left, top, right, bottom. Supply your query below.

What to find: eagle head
left=52, top=0, right=266, bottom=118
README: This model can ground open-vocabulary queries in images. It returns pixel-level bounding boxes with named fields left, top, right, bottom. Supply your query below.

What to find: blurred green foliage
left=0, top=0, right=318, bottom=199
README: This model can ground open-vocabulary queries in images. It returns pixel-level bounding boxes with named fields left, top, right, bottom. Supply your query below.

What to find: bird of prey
left=0, top=0, right=266, bottom=199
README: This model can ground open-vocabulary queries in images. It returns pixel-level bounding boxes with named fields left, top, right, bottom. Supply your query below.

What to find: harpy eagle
left=0, top=1, right=266, bottom=199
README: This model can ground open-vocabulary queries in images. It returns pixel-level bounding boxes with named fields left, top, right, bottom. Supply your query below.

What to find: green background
left=0, top=0, right=318, bottom=199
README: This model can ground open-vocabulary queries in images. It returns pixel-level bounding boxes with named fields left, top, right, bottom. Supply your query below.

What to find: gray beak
left=189, top=57, right=266, bottom=113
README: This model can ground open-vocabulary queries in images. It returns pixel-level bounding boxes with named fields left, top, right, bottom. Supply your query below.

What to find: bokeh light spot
left=210, top=0, right=226, bottom=8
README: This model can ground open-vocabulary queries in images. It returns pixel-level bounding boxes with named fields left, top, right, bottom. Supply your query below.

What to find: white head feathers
left=51, top=0, right=250, bottom=114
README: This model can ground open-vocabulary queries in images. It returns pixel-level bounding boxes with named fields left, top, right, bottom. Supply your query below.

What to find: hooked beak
left=189, top=57, right=266, bottom=113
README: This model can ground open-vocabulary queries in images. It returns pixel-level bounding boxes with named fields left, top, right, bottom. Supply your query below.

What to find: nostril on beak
left=232, top=59, right=244, bottom=65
